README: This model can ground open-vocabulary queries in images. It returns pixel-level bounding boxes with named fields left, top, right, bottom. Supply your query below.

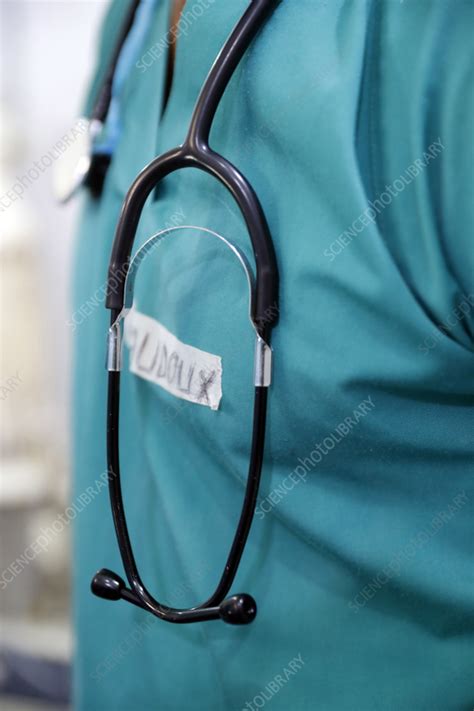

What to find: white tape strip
left=124, top=309, right=222, bottom=411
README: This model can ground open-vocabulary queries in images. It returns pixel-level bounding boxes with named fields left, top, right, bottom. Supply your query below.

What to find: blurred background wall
left=0, top=2, right=108, bottom=708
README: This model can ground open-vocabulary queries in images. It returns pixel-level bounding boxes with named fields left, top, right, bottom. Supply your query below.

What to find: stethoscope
left=77, top=0, right=280, bottom=626
left=54, top=0, right=148, bottom=202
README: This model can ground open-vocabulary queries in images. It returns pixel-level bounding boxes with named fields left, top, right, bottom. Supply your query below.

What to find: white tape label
left=124, top=309, right=222, bottom=410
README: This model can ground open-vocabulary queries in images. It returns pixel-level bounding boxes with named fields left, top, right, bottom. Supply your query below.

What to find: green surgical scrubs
left=72, top=1, right=474, bottom=709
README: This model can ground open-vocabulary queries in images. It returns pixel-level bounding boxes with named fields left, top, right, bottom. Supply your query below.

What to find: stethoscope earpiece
left=218, top=594, right=257, bottom=626
left=91, top=568, right=125, bottom=602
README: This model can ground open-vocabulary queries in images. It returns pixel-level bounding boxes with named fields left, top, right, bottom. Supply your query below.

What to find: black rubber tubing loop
left=96, top=0, right=280, bottom=624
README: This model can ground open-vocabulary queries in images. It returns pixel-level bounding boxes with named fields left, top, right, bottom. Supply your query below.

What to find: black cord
left=91, top=0, right=142, bottom=123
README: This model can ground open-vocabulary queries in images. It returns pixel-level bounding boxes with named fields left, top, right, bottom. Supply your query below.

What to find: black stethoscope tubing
left=92, top=0, right=280, bottom=626
left=92, top=0, right=143, bottom=124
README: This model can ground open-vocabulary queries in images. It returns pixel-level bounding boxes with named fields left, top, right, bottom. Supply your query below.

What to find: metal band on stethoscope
left=106, top=225, right=272, bottom=387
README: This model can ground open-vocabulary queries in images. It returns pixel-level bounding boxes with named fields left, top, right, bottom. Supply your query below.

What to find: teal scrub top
left=72, top=1, right=474, bottom=709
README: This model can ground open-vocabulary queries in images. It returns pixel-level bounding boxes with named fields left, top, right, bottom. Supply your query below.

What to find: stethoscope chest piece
left=53, top=118, right=102, bottom=203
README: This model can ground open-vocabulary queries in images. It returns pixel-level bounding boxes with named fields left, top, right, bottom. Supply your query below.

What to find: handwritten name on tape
left=124, top=309, right=222, bottom=410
